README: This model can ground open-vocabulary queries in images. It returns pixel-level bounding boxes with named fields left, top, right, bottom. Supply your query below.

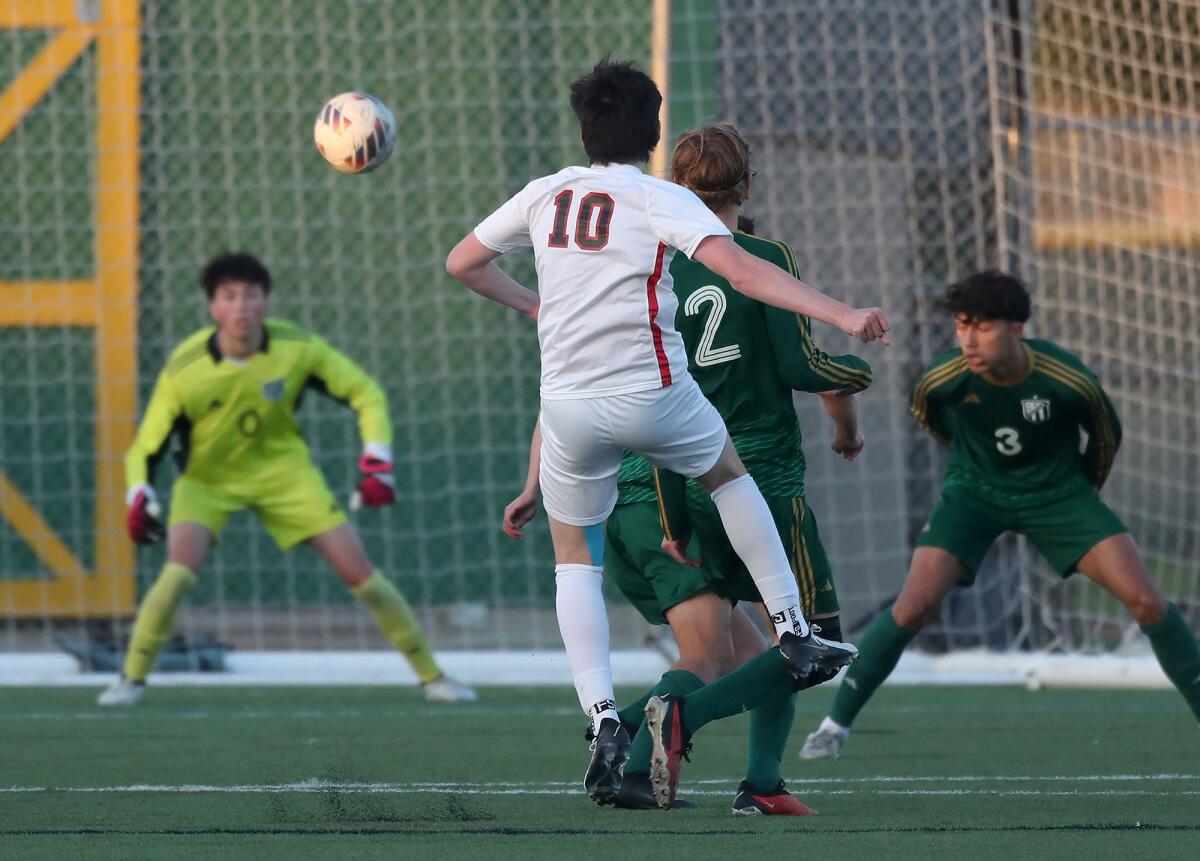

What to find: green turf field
left=2, top=684, right=1197, bottom=859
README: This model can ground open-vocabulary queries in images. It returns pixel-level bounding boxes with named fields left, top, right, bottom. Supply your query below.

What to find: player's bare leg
left=1076, top=534, right=1200, bottom=721
left=801, top=547, right=963, bottom=758
left=693, top=438, right=856, bottom=681
left=1074, top=533, right=1167, bottom=627
left=547, top=516, right=630, bottom=803
left=308, top=524, right=475, bottom=702
left=98, top=523, right=212, bottom=705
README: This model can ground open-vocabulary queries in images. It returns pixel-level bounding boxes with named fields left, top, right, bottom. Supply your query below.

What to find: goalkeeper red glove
left=126, top=488, right=165, bottom=545
left=355, top=454, right=396, bottom=508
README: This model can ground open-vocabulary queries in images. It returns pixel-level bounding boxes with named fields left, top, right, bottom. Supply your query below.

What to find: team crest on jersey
left=1021, top=396, right=1051, bottom=424
left=262, top=379, right=285, bottom=402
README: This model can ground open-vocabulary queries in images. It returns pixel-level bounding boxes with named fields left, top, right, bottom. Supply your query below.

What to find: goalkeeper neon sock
left=351, top=571, right=441, bottom=684
left=745, top=691, right=796, bottom=793
left=555, top=564, right=618, bottom=731
left=829, top=608, right=915, bottom=728
left=711, top=475, right=809, bottom=639
left=681, top=648, right=794, bottom=735
left=626, top=669, right=705, bottom=771
left=1142, top=602, right=1200, bottom=721
left=122, top=562, right=198, bottom=682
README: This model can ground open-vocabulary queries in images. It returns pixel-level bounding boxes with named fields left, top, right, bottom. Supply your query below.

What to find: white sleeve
left=643, top=181, right=732, bottom=258
left=473, top=187, right=533, bottom=254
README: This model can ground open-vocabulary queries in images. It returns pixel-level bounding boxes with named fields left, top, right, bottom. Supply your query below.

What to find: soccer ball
left=313, top=92, right=396, bottom=174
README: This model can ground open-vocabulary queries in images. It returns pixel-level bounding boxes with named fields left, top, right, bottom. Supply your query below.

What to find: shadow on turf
left=267, top=791, right=496, bottom=825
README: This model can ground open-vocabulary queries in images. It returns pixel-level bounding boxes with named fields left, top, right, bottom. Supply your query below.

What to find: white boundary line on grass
left=3, top=774, right=1198, bottom=796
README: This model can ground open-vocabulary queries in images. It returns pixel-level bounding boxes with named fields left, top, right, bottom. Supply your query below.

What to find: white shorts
left=538, top=380, right=728, bottom=526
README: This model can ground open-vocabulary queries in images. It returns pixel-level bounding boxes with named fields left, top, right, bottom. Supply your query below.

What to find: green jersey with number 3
left=910, top=338, right=1122, bottom=502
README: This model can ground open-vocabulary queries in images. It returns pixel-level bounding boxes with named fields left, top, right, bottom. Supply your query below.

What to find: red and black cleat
left=731, top=780, right=819, bottom=816
left=644, top=694, right=691, bottom=809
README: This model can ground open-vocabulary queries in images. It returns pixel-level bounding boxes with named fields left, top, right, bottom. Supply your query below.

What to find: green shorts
left=689, top=493, right=839, bottom=619
left=604, top=502, right=710, bottom=625
left=169, top=466, right=346, bottom=550
left=916, top=483, right=1127, bottom=582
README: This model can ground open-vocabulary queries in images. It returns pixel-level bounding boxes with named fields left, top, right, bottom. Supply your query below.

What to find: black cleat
left=615, top=771, right=697, bottom=810
left=584, top=717, right=630, bottom=805
left=778, top=629, right=858, bottom=689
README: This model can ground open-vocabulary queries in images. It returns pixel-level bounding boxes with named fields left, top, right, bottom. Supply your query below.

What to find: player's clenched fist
left=842, top=307, right=890, bottom=344
left=126, top=487, right=165, bottom=545
left=355, top=454, right=396, bottom=507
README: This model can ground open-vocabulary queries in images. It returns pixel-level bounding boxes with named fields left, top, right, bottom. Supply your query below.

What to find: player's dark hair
left=569, top=57, right=661, bottom=165
left=736, top=214, right=756, bottom=235
left=672, top=123, right=752, bottom=213
left=200, top=252, right=272, bottom=299
left=939, top=270, right=1031, bottom=323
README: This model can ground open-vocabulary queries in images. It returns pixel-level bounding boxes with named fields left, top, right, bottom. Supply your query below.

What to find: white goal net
left=0, top=1, right=1196, bottom=672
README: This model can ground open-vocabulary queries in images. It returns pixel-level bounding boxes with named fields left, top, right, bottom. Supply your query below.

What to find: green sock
left=745, top=690, right=796, bottom=792
left=829, top=608, right=915, bottom=728
left=351, top=571, right=441, bottom=683
left=617, top=689, right=654, bottom=734
left=626, top=669, right=704, bottom=772
left=123, top=562, right=198, bottom=682
left=681, top=648, right=794, bottom=735
left=1142, top=603, right=1200, bottom=721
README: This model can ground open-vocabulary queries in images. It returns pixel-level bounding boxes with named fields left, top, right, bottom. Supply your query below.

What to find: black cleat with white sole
left=584, top=717, right=630, bottom=805
left=778, top=629, right=858, bottom=690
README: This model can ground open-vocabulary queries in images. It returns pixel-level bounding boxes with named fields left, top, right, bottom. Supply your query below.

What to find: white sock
left=711, top=474, right=809, bottom=638
left=819, top=716, right=850, bottom=737
left=554, top=564, right=619, bottom=731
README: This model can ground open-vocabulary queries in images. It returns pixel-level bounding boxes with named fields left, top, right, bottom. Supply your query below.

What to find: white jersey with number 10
left=473, top=162, right=731, bottom=400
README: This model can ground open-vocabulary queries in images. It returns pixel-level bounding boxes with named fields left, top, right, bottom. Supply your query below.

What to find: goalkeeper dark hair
left=200, top=252, right=272, bottom=299
left=569, top=57, right=661, bottom=165
left=938, top=270, right=1031, bottom=323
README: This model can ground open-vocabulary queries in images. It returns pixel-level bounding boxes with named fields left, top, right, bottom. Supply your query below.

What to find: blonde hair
left=671, top=122, right=752, bottom=213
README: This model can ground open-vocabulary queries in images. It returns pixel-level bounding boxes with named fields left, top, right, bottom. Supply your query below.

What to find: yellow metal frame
left=0, top=1, right=139, bottom=617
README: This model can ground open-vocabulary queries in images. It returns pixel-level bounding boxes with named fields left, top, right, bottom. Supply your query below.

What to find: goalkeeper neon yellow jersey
left=125, top=318, right=391, bottom=490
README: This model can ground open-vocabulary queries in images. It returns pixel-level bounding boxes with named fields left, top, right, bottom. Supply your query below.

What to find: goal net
left=1, top=1, right=1196, bottom=672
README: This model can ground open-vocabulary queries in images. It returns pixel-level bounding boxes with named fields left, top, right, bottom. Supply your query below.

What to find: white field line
left=0, top=706, right=582, bottom=721
left=2, top=775, right=1198, bottom=796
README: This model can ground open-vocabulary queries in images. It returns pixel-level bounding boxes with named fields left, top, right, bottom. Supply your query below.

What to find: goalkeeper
left=98, top=252, right=475, bottom=705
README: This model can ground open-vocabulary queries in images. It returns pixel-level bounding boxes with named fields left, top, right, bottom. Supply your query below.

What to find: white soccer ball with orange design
left=313, top=92, right=395, bottom=174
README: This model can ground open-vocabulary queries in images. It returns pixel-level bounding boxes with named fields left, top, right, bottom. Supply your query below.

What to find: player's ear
left=1010, top=320, right=1025, bottom=340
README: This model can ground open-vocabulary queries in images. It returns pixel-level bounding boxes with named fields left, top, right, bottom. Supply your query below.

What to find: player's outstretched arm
left=307, top=337, right=396, bottom=508
left=124, top=371, right=181, bottom=544
left=503, top=417, right=542, bottom=540
left=446, top=234, right=539, bottom=320
left=692, top=235, right=889, bottom=343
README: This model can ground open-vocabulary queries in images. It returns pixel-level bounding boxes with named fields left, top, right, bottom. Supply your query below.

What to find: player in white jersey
left=446, top=59, right=889, bottom=803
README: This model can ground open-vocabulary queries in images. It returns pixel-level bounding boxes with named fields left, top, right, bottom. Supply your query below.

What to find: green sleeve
left=758, top=241, right=872, bottom=393
left=652, top=468, right=690, bottom=540
left=124, top=370, right=183, bottom=490
left=307, top=336, right=392, bottom=447
left=1079, top=374, right=1123, bottom=489
left=909, top=368, right=952, bottom=445
left=763, top=306, right=873, bottom=393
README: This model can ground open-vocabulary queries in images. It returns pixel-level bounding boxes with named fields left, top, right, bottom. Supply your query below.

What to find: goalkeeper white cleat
left=97, top=676, right=145, bottom=707
left=798, top=723, right=847, bottom=760
left=422, top=675, right=478, bottom=703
